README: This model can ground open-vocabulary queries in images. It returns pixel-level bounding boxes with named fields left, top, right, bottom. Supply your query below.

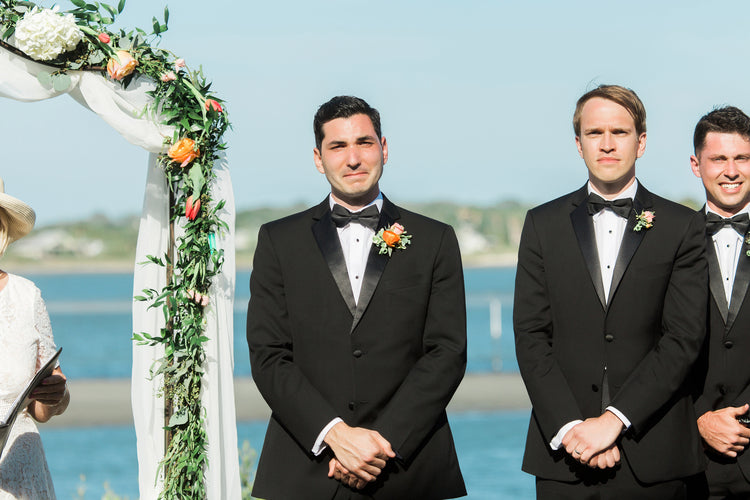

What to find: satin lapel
left=608, top=189, right=648, bottom=304
left=311, top=202, right=357, bottom=317
left=726, top=238, right=750, bottom=330
left=570, top=189, right=606, bottom=309
left=350, top=198, right=398, bottom=332
left=706, top=238, right=729, bottom=324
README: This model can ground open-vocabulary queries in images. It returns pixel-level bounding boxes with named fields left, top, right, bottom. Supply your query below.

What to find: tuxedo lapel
left=311, top=200, right=357, bottom=317
left=706, top=238, right=729, bottom=324
left=351, top=197, right=399, bottom=332
left=727, top=238, right=750, bottom=331
left=608, top=186, right=649, bottom=304
left=570, top=187, right=606, bottom=309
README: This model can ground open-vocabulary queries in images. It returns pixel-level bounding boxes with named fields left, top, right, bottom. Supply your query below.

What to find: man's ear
left=381, top=136, right=388, bottom=165
left=314, top=147, right=325, bottom=174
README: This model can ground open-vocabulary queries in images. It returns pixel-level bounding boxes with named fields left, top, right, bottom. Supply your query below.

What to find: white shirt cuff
left=312, top=417, right=343, bottom=456
left=550, top=420, right=583, bottom=450
left=605, top=406, right=631, bottom=430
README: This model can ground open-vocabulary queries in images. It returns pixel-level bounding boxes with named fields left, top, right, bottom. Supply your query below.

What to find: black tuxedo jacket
left=513, top=183, right=708, bottom=484
left=246, top=196, right=467, bottom=500
left=694, top=210, right=750, bottom=476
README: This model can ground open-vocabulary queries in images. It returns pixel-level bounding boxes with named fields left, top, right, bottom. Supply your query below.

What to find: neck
left=331, top=189, right=380, bottom=211
left=707, top=200, right=750, bottom=218
left=589, top=176, right=636, bottom=199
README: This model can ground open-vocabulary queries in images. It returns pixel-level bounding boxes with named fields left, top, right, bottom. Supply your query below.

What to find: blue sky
left=2, top=0, right=750, bottom=225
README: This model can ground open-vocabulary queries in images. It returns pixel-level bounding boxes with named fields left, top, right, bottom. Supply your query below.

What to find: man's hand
left=562, top=410, right=624, bottom=465
left=697, top=405, right=750, bottom=457
left=586, top=444, right=621, bottom=469
left=324, top=422, right=395, bottom=484
left=328, top=458, right=367, bottom=490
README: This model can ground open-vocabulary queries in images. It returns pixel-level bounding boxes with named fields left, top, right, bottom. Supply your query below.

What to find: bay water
left=24, top=267, right=534, bottom=499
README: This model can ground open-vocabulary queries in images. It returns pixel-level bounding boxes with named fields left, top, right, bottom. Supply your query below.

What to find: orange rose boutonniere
left=373, top=223, right=412, bottom=256
left=168, top=137, right=200, bottom=167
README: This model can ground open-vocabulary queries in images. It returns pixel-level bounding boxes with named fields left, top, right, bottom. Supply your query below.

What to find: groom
left=514, top=84, right=708, bottom=497
left=247, top=95, right=467, bottom=499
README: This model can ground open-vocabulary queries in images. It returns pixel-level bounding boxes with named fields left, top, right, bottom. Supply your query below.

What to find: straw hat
left=0, top=177, right=35, bottom=243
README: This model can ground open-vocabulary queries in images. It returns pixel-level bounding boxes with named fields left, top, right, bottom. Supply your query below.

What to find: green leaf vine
left=0, top=1, right=230, bottom=498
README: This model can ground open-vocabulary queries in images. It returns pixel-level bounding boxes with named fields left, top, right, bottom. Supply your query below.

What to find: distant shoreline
left=3, top=253, right=518, bottom=275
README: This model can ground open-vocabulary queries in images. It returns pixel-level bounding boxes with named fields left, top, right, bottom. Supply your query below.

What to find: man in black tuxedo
left=692, top=106, right=750, bottom=499
left=246, top=96, right=467, bottom=499
left=514, top=84, right=708, bottom=498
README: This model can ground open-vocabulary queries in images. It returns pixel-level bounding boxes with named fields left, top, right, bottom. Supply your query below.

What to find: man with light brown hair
left=515, top=84, right=707, bottom=498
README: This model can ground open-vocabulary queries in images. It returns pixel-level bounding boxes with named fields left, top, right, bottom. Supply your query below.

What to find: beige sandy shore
left=44, top=373, right=530, bottom=429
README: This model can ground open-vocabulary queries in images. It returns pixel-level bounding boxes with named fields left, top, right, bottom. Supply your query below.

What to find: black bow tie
left=586, top=193, right=633, bottom=219
left=331, top=204, right=380, bottom=231
left=706, top=212, right=750, bottom=236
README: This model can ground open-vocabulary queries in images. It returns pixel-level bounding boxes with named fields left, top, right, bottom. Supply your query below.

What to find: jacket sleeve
left=513, top=211, right=585, bottom=442
left=371, top=225, right=467, bottom=463
left=610, top=211, right=708, bottom=435
left=246, top=224, right=339, bottom=453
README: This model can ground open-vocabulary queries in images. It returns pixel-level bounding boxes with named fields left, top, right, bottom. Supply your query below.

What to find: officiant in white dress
left=0, top=177, right=69, bottom=499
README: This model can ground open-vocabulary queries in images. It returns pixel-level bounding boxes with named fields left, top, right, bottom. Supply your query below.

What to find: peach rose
left=161, top=71, right=176, bottom=82
left=382, top=230, right=400, bottom=247
left=106, top=50, right=137, bottom=80
left=168, top=138, right=200, bottom=167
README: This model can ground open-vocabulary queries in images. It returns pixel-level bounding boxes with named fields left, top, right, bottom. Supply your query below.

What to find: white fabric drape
left=0, top=44, right=240, bottom=499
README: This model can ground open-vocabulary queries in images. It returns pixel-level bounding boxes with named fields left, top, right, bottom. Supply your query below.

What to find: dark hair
left=313, top=96, right=381, bottom=149
left=693, top=106, right=750, bottom=154
left=573, top=84, right=647, bottom=137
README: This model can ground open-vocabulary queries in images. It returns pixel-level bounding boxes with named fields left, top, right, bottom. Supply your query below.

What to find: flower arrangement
left=1, top=1, right=229, bottom=498
left=373, top=223, right=412, bottom=256
left=633, top=210, right=655, bottom=232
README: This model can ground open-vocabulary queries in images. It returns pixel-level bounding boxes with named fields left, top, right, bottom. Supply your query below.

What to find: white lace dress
left=0, top=274, right=57, bottom=499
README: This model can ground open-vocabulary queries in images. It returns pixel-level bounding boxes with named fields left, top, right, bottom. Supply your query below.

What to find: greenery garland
left=0, top=1, right=230, bottom=498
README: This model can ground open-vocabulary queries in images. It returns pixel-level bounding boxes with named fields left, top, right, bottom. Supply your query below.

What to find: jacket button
left=604, top=334, right=614, bottom=342
left=591, top=384, right=599, bottom=392
left=348, top=401, right=355, bottom=410
left=724, top=340, right=734, bottom=349
left=719, top=385, right=727, bottom=395
left=353, top=349, right=363, bottom=358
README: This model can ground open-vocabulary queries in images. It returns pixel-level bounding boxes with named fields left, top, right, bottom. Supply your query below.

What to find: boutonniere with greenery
left=373, top=223, right=411, bottom=256
left=633, top=210, right=655, bottom=232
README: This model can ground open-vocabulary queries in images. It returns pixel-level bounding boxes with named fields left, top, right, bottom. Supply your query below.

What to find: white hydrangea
left=14, top=6, right=83, bottom=61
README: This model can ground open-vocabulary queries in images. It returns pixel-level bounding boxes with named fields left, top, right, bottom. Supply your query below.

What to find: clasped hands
left=561, top=410, right=625, bottom=469
left=697, top=404, right=750, bottom=458
left=324, top=421, right=395, bottom=490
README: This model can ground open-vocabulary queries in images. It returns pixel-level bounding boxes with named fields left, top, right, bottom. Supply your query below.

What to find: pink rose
left=390, top=223, right=405, bottom=236
left=200, top=294, right=210, bottom=307
left=174, top=58, right=186, bottom=69
left=204, top=98, right=223, bottom=113
left=161, top=71, right=176, bottom=82
left=643, top=211, right=654, bottom=223
left=98, top=33, right=110, bottom=44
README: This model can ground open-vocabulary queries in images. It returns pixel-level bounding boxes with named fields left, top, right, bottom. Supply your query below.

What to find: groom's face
left=575, top=97, right=646, bottom=195
left=314, top=113, right=388, bottom=209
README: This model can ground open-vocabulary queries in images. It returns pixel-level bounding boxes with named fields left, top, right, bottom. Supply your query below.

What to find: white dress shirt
left=708, top=205, right=750, bottom=304
left=312, top=193, right=384, bottom=455
left=549, top=181, right=637, bottom=450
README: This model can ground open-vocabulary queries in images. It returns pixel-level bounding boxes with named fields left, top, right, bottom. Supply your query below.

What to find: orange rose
left=205, top=98, right=223, bottom=113
left=106, top=50, right=138, bottom=80
left=382, top=230, right=400, bottom=247
left=168, top=138, right=200, bottom=167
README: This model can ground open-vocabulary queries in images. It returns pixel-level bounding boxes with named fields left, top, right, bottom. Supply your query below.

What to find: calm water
left=29, top=267, right=518, bottom=379
left=41, top=410, right=535, bottom=500
left=27, top=269, right=531, bottom=499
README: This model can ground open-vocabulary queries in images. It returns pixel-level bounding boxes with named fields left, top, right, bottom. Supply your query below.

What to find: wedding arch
left=0, top=1, right=240, bottom=499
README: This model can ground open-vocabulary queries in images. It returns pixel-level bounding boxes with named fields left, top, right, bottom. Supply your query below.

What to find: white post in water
left=490, top=297, right=502, bottom=371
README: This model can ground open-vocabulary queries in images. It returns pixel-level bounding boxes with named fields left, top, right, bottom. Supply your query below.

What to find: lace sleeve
left=33, top=287, right=57, bottom=371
